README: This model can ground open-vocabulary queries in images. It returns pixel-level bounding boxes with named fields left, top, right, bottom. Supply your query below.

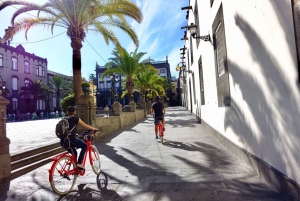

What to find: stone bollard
left=129, top=101, right=136, bottom=112
left=76, top=94, right=97, bottom=137
left=0, top=93, right=11, bottom=182
left=112, top=102, right=122, bottom=116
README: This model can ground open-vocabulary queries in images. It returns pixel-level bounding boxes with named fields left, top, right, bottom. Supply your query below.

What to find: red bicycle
left=158, top=119, right=164, bottom=144
left=48, top=130, right=105, bottom=195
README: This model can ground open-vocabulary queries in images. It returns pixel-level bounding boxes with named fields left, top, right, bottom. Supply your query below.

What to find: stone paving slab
left=0, top=107, right=287, bottom=200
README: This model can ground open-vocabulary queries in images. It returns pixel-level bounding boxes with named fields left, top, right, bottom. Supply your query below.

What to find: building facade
left=0, top=42, right=48, bottom=114
left=0, top=42, right=72, bottom=114
left=47, top=70, right=73, bottom=111
left=180, top=0, right=300, bottom=198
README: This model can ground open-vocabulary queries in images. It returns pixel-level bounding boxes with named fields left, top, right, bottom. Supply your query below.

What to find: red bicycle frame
left=49, top=136, right=96, bottom=181
left=158, top=121, right=164, bottom=137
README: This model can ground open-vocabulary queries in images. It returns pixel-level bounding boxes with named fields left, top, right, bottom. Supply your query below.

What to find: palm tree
left=0, top=0, right=142, bottom=102
left=123, top=70, right=164, bottom=101
left=49, top=75, right=69, bottom=110
left=19, top=79, right=46, bottom=112
left=102, top=47, right=156, bottom=102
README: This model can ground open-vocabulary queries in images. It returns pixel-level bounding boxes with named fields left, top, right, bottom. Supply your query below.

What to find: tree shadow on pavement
left=57, top=184, right=122, bottom=201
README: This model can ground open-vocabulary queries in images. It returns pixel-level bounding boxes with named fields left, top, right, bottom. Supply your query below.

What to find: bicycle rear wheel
left=159, top=125, right=164, bottom=144
left=90, top=145, right=101, bottom=174
left=50, top=156, right=77, bottom=195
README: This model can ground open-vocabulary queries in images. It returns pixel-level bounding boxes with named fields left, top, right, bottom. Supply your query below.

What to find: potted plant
left=81, top=82, right=90, bottom=95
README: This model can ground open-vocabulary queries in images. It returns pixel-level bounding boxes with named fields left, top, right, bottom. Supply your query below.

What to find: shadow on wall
left=224, top=13, right=300, bottom=182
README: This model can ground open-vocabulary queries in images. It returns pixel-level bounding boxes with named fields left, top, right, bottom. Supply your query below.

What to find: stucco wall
left=186, top=0, right=300, bottom=183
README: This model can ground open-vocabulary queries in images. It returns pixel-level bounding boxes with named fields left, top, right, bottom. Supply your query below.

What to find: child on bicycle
left=151, top=96, right=166, bottom=139
left=61, top=106, right=98, bottom=169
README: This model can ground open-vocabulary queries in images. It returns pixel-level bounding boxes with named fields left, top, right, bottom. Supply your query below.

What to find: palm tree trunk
left=71, top=38, right=83, bottom=103
left=126, top=78, right=135, bottom=102
left=56, top=91, right=60, bottom=110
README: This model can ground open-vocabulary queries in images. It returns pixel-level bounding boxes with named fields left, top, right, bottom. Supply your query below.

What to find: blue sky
left=0, top=0, right=187, bottom=79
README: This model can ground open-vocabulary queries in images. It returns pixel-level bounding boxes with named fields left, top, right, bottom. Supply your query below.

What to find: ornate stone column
left=0, top=92, right=10, bottom=182
left=112, top=102, right=122, bottom=116
left=76, top=94, right=97, bottom=135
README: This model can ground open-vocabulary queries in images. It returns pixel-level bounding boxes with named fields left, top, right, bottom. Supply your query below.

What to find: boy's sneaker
left=77, top=164, right=85, bottom=170
left=156, top=136, right=158, bottom=139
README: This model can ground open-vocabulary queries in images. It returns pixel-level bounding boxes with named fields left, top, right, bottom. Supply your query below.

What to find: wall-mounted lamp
left=180, top=57, right=185, bottom=60
left=181, top=23, right=213, bottom=44
left=186, top=70, right=193, bottom=74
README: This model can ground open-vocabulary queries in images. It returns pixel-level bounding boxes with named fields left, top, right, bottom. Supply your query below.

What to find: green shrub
left=81, top=82, right=90, bottom=87
left=61, top=94, right=75, bottom=113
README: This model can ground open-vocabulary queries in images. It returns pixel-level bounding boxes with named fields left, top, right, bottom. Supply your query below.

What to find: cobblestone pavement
left=7, top=119, right=61, bottom=155
left=0, top=107, right=287, bottom=200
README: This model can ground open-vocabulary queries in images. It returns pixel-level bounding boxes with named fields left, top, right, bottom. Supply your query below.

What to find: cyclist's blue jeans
left=61, top=138, right=87, bottom=164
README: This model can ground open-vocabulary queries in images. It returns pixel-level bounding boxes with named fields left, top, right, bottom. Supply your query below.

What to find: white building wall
left=186, top=0, right=300, bottom=183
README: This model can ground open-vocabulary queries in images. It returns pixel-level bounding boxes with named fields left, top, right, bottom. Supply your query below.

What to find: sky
left=0, top=0, right=187, bottom=79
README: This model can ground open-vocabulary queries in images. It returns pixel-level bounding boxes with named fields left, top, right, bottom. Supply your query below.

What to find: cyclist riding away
left=151, top=96, right=166, bottom=139
left=61, top=106, right=98, bottom=170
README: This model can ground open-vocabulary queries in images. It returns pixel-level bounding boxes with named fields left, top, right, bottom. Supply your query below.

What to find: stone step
left=11, top=146, right=65, bottom=171
left=11, top=143, right=61, bottom=162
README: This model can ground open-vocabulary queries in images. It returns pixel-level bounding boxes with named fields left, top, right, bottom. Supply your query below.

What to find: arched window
left=12, top=77, right=18, bottom=90
left=37, top=99, right=45, bottom=110
left=24, top=61, right=30, bottom=73
left=12, top=57, right=18, bottom=70
left=24, top=78, right=31, bottom=87
left=12, top=98, right=18, bottom=110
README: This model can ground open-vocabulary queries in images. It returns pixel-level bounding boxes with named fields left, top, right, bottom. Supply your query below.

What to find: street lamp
left=110, top=73, right=119, bottom=103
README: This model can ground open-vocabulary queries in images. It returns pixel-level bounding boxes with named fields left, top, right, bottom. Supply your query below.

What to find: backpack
left=55, top=117, right=76, bottom=139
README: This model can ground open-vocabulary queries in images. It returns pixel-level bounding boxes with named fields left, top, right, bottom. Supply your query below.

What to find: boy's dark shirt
left=152, top=102, right=164, bottom=117
left=67, top=116, right=79, bottom=139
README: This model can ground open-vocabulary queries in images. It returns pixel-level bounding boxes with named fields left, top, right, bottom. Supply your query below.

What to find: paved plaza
left=7, top=118, right=60, bottom=155
left=1, top=107, right=286, bottom=200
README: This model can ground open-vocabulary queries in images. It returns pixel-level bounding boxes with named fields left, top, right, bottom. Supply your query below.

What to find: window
left=99, top=81, right=104, bottom=90
left=194, top=1, right=200, bottom=47
left=160, top=69, right=166, bottom=73
left=24, top=79, right=30, bottom=87
left=52, top=96, right=56, bottom=107
left=190, top=35, right=194, bottom=64
left=106, top=81, right=111, bottom=88
left=213, top=5, right=230, bottom=107
left=37, top=100, right=45, bottom=110
left=36, top=65, right=45, bottom=77
left=12, top=77, right=18, bottom=90
left=12, top=98, right=18, bottom=110
left=187, top=49, right=190, bottom=70
left=198, top=57, right=205, bottom=105
left=12, top=57, right=18, bottom=70
left=0, top=54, right=3, bottom=67
left=24, top=61, right=30, bottom=73
left=215, top=23, right=225, bottom=76
left=116, top=80, right=120, bottom=87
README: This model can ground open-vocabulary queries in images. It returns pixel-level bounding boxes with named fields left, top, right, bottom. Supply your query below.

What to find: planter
left=82, top=86, right=90, bottom=95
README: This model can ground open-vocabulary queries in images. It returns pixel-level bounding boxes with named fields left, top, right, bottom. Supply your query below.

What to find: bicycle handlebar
left=77, top=130, right=98, bottom=138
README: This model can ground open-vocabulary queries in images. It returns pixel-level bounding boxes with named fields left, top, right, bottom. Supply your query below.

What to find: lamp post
left=110, top=73, right=119, bottom=103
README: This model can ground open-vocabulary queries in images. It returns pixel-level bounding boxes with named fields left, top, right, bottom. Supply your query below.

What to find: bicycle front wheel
left=50, top=156, right=77, bottom=195
left=90, top=145, right=101, bottom=174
